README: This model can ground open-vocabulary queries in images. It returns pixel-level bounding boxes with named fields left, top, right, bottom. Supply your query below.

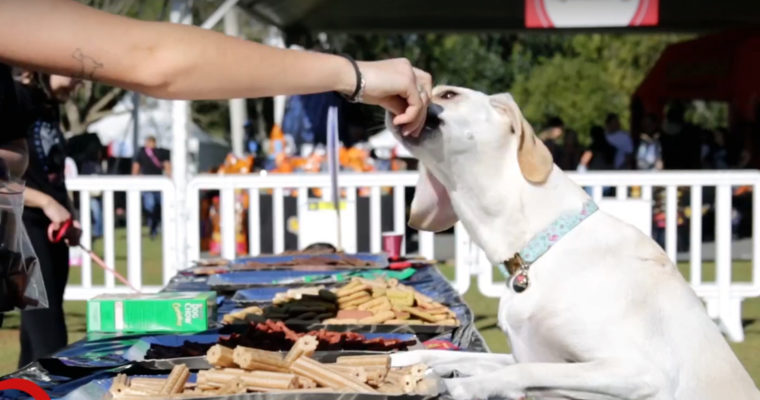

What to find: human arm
left=162, top=160, right=171, bottom=176
left=23, top=187, right=72, bottom=229
left=0, top=0, right=431, bottom=134
left=131, top=161, right=140, bottom=175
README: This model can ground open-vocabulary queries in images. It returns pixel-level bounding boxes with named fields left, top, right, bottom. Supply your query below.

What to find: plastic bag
left=0, top=179, right=48, bottom=310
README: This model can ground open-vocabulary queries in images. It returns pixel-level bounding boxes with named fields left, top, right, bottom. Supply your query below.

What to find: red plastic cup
left=382, top=232, right=404, bottom=259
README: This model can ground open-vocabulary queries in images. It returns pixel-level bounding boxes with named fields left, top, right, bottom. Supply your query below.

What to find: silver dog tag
left=509, top=270, right=530, bottom=293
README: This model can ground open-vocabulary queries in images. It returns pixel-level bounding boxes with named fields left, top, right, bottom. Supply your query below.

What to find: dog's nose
left=425, top=104, right=443, bottom=129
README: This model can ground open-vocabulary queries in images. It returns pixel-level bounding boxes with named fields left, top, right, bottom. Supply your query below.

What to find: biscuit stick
left=386, top=370, right=416, bottom=394
left=239, top=371, right=299, bottom=389
left=290, top=356, right=376, bottom=393
left=109, top=374, right=128, bottom=395
left=326, top=364, right=368, bottom=382
left=206, top=344, right=235, bottom=368
left=335, top=354, right=391, bottom=369
left=284, top=335, right=318, bottom=366
left=159, top=364, right=190, bottom=395
left=233, top=346, right=288, bottom=371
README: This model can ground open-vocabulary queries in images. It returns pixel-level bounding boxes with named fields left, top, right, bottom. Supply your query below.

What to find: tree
left=64, top=0, right=169, bottom=136
left=510, top=33, right=689, bottom=143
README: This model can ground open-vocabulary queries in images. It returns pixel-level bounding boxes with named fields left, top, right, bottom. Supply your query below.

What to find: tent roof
left=239, top=0, right=760, bottom=33
left=633, top=29, right=760, bottom=120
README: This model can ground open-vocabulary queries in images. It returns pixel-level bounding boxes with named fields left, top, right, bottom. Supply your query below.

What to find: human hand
left=43, top=198, right=72, bottom=230
left=355, top=58, right=432, bottom=137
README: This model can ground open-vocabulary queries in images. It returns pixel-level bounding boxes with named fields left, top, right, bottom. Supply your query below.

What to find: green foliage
left=326, top=32, right=689, bottom=144
left=510, top=33, right=689, bottom=142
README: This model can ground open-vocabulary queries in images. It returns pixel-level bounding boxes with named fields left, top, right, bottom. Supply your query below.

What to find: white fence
left=64, top=176, right=177, bottom=300
left=65, top=171, right=760, bottom=342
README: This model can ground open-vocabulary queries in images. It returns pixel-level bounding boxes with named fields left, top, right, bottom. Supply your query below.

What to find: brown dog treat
left=358, top=310, right=395, bottom=325
left=336, top=309, right=374, bottom=319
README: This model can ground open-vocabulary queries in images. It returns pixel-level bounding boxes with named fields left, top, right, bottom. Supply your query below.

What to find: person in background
left=132, top=136, right=170, bottom=239
left=604, top=113, right=634, bottom=170
left=577, top=125, right=614, bottom=195
left=14, top=70, right=82, bottom=366
left=78, top=137, right=105, bottom=238
left=636, top=113, right=663, bottom=171
left=558, top=128, right=582, bottom=171
left=538, top=116, right=565, bottom=163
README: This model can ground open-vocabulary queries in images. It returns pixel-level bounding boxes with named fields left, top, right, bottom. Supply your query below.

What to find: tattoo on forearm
left=71, top=48, right=103, bottom=80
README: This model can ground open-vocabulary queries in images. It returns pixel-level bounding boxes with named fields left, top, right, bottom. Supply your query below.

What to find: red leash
left=48, top=219, right=140, bottom=293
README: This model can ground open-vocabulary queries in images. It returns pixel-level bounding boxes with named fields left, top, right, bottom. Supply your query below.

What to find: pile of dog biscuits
left=109, top=336, right=432, bottom=397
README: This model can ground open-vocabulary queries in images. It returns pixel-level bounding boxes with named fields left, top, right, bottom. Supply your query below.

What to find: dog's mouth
left=390, top=104, right=443, bottom=147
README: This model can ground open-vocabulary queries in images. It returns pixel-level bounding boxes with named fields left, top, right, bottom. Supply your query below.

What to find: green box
left=86, top=291, right=217, bottom=333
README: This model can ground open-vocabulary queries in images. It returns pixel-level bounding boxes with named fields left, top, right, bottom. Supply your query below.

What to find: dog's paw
left=390, top=350, right=424, bottom=367
left=444, top=377, right=526, bottom=400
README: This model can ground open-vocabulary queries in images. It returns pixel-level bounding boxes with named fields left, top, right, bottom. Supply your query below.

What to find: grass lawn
left=0, top=232, right=758, bottom=389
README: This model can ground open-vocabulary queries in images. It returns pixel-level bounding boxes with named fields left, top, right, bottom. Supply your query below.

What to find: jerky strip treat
left=206, top=344, right=235, bottom=368
left=283, top=335, right=318, bottom=365
left=159, top=364, right=190, bottom=395
left=290, top=356, right=376, bottom=393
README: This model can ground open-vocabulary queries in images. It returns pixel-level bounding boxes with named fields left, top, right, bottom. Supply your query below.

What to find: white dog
left=389, top=86, right=760, bottom=400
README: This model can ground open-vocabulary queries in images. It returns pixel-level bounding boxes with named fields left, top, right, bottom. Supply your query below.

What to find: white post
left=715, top=184, right=741, bottom=341
left=264, top=26, right=287, bottom=126
left=224, top=7, right=248, bottom=156
left=171, top=0, right=192, bottom=269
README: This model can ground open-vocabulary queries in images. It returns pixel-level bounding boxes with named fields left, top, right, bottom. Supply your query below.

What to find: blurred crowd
left=538, top=102, right=758, bottom=249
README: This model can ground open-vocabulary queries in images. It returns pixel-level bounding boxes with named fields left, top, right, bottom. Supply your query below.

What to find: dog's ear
left=409, top=165, right=458, bottom=232
left=490, top=93, right=553, bottom=184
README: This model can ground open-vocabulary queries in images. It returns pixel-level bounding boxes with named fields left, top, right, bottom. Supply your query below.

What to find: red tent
left=633, top=29, right=760, bottom=126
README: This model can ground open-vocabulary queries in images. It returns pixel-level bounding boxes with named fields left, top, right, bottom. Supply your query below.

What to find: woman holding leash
left=0, top=0, right=431, bottom=365
left=14, top=71, right=82, bottom=366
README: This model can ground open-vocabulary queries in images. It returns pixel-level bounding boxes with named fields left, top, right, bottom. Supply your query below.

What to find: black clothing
left=18, top=221, right=69, bottom=367
left=135, top=147, right=169, bottom=175
left=15, top=81, right=71, bottom=365
left=0, top=64, right=23, bottom=145
left=15, top=82, right=70, bottom=225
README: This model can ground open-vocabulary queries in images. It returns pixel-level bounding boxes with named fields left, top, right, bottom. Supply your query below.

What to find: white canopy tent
left=87, top=95, right=230, bottom=173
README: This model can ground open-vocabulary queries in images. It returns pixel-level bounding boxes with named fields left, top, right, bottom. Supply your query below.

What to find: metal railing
left=66, top=170, right=760, bottom=342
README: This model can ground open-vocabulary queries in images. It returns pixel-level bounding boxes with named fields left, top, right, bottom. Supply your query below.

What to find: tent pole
left=264, top=26, right=287, bottom=127
left=224, top=6, right=248, bottom=156
left=170, top=0, right=192, bottom=272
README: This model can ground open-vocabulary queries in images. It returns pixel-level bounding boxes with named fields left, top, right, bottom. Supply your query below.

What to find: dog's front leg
left=443, top=360, right=672, bottom=400
left=392, top=350, right=517, bottom=378
left=392, top=350, right=515, bottom=368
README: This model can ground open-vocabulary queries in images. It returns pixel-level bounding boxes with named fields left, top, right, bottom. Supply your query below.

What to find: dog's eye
left=440, top=90, right=458, bottom=100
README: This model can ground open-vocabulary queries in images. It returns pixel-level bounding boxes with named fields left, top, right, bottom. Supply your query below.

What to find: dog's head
left=389, top=85, right=553, bottom=232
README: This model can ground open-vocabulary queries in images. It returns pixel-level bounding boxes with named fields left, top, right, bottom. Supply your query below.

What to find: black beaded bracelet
left=339, top=54, right=365, bottom=103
